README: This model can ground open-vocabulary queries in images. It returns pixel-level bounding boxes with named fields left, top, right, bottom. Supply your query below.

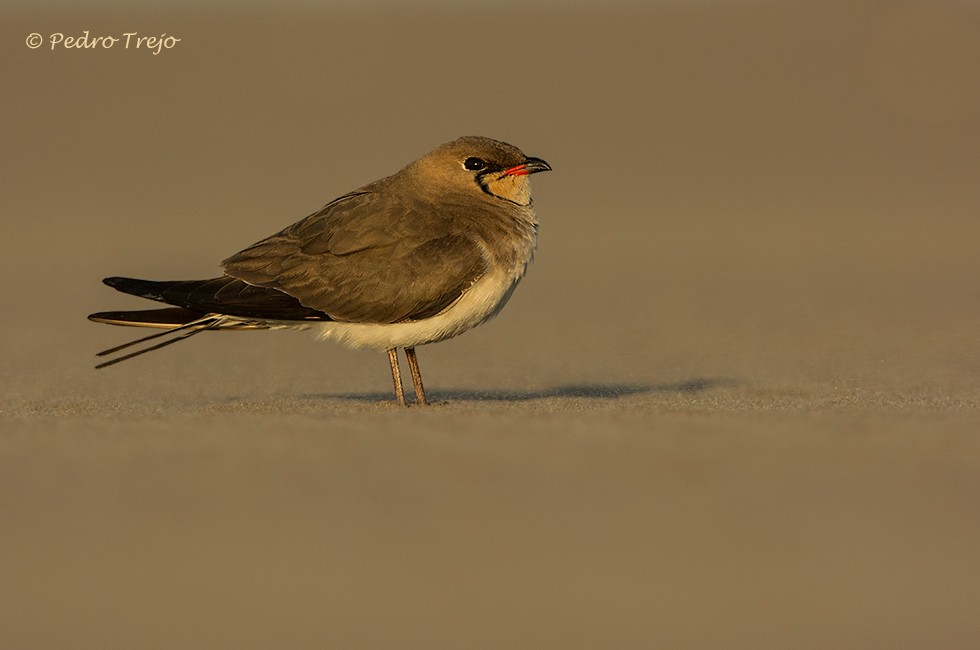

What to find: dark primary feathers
left=101, top=276, right=332, bottom=321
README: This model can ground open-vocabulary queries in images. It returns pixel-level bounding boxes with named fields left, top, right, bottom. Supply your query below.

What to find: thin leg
left=405, top=347, right=427, bottom=406
left=387, top=348, right=406, bottom=406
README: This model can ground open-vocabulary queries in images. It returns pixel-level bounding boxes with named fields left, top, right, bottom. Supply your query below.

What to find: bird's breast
left=312, top=212, right=537, bottom=351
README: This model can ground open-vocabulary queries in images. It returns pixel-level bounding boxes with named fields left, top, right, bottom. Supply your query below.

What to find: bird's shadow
left=300, top=378, right=735, bottom=404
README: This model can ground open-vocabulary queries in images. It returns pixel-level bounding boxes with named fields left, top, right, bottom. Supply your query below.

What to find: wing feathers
left=222, top=192, right=487, bottom=323
left=102, top=276, right=332, bottom=321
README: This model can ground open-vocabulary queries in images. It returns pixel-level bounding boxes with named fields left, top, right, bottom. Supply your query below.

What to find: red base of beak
left=502, top=165, right=531, bottom=177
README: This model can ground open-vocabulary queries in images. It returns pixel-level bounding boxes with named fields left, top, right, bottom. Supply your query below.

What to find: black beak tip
left=523, top=156, right=552, bottom=174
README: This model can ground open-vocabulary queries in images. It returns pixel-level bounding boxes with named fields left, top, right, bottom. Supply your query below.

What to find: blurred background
left=3, top=1, right=979, bottom=647
left=3, top=1, right=979, bottom=398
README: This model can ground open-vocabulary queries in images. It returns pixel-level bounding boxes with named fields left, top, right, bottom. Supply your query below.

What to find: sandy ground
left=3, top=3, right=980, bottom=647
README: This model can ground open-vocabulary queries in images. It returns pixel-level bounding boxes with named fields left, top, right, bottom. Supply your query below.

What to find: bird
left=89, top=135, right=551, bottom=406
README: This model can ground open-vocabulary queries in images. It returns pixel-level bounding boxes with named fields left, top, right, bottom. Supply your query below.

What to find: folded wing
left=222, top=191, right=487, bottom=323
left=98, top=276, right=332, bottom=321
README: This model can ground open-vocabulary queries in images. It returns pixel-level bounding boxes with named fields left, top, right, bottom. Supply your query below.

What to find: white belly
left=310, top=261, right=527, bottom=350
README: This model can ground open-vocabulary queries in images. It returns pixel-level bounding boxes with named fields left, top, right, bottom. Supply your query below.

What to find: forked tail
left=88, top=308, right=230, bottom=368
left=89, top=275, right=323, bottom=367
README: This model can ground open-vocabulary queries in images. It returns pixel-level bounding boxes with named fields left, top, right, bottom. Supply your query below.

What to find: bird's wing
left=99, top=276, right=332, bottom=321
left=222, top=191, right=487, bottom=323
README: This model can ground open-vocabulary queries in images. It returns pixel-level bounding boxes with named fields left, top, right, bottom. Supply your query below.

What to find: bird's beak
left=502, top=157, right=552, bottom=177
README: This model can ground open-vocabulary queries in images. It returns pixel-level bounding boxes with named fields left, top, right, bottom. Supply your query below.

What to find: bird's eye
left=463, top=157, right=488, bottom=171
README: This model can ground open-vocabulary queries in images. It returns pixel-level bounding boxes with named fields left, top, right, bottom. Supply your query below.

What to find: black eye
left=463, top=157, right=488, bottom=171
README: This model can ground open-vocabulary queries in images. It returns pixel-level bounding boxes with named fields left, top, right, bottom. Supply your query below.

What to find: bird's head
left=407, top=136, right=551, bottom=207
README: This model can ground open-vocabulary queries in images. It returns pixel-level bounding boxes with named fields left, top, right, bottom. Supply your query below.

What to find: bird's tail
left=88, top=308, right=265, bottom=368
left=89, top=306, right=210, bottom=330
left=89, top=275, right=325, bottom=368
left=88, top=309, right=219, bottom=368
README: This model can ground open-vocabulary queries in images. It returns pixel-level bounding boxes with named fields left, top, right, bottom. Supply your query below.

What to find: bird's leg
left=387, top=348, right=406, bottom=406
left=405, top=347, right=427, bottom=406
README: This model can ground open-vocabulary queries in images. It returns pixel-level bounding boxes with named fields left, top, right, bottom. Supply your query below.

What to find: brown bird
left=89, top=136, right=551, bottom=406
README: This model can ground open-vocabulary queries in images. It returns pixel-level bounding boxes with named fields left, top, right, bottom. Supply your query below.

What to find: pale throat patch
left=486, top=174, right=532, bottom=206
